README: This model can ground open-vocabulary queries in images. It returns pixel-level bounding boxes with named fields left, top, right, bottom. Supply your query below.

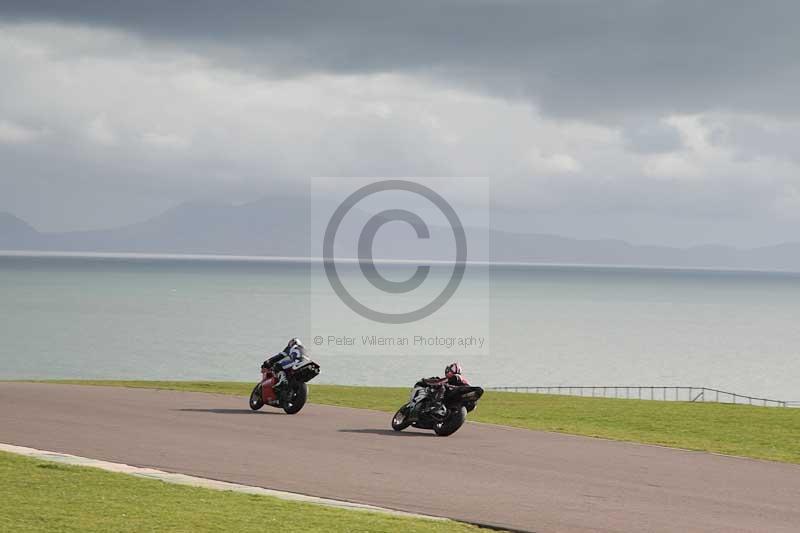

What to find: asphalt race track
left=1, top=383, right=798, bottom=532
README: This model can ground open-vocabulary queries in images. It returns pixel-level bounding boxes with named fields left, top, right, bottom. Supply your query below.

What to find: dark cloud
left=706, top=114, right=800, bottom=164
left=622, top=119, right=684, bottom=154
left=2, top=1, right=799, bottom=122
left=1, top=1, right=799, bottom=246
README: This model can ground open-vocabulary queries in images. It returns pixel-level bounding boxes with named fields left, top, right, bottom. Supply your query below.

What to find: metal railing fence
left=487, top=386, right=796, bottom=407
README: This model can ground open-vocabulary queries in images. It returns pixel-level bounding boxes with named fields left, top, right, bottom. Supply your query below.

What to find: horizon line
left=3, top=249, right=800, bottom=276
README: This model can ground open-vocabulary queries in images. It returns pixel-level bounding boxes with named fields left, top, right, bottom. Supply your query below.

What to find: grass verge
left=0, top=451, right=484, bottom=533
left=40, top=380, right=800, bottom=464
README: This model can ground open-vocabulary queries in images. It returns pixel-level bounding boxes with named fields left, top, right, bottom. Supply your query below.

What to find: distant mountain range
left=0, top=198, right=309, bottom=257
left=4, top=199, right=800, bottom=271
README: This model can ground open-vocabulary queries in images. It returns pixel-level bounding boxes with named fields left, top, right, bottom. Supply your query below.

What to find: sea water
left=1, top=254, right=798, bottom=401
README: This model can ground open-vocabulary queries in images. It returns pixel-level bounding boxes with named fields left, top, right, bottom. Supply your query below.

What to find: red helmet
left=445, top=362, right=462, bottom=378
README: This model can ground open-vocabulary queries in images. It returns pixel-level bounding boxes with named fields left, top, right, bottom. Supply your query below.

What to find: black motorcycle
left=391, top=384, right=484, bottom=436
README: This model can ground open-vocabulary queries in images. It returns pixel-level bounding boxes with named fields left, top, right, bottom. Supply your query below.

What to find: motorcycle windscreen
left=291, top=362, right=321, bottom=383
left=446, top=386, right=484, bottom=403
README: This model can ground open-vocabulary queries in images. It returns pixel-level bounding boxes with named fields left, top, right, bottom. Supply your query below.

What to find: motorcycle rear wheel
left=391, top=406, right=412, bottom=431
left=434, top=406, right=467, bottom=436
left=249, top=384, right=264, bottom=411
left=282, top=382, right=307, bottom=414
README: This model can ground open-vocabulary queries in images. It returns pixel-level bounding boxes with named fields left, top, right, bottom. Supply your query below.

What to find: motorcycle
left=249, top=355, right=320, bottom=414
left=391, top=383, right=484, bottom=436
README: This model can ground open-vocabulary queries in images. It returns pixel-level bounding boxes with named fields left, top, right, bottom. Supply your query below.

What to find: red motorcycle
left=249, top=355, right=320, bottom=414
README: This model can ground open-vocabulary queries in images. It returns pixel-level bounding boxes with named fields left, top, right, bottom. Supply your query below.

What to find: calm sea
left=1, top=254, right=798, bottom=401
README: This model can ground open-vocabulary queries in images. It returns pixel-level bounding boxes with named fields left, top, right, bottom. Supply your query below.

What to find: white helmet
left=285, top=338, right=304, bottom=358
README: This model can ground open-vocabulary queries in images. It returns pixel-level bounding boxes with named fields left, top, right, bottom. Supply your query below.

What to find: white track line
left=0, top=443, right=446, bottom=522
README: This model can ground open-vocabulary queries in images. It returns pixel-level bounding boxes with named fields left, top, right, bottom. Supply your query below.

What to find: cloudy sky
left=1, top=1, right=799, bottom=247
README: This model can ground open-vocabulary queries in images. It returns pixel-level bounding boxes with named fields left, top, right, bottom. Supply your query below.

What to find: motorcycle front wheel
left=391, top=406, right=412, bottom=431
left=249, top=384, right=264, bottom=411
left=434, top=406, right=467, bottom=437
left=282, top=382, right=308, bottom=414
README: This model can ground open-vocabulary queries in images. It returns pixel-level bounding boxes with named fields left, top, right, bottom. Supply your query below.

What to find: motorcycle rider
left=409, top=362, right=469, bottom=418
left=262, top=338, right=305, bottom=389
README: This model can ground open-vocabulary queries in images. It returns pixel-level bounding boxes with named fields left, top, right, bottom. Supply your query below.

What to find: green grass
left=0, top=451, right=484, bottom=533
left=41, top=380, right=800, bottom=464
